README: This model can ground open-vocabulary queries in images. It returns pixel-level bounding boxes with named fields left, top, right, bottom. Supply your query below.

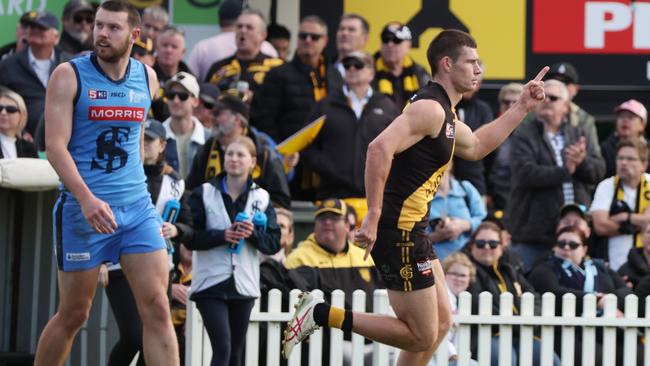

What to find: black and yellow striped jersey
left=378, top=81, right=456, bottom=233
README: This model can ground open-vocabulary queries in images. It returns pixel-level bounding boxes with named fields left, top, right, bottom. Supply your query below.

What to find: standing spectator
left=302, top=51, right=399, bottom=218
left=0, top=11, right=70, bottom=140
left=333, top=13, right=369, bottom=79
left=454, top=62, right=494, bottom=196
left=508, top=80, right=605, bottom=271
left=267, top=23, right=291, bottom=61
left=131, top=35, right=155, bottom=67
left=141, top=5, right=169, bottom=45
left=600, top=99, right=648, bottom=177
left=0, top=87, right=37, bottom=159
left=252, top=15, right=338, bottom=142
left=591, top=138, right=650, bottom=270
left=486, top=83, right=524, bottom=211
left=162, top=72, right=206, bottom=178
left=0, top=12, right=30, bottom=61
left=59, top=0, right=94, bottom=55
left=427, top=164, right=487, bottom=260
left=618, top=222, right=650, bottom=288
left=187, top=0, right=278, bottom=81
left=188, top=136, right=281, bottom=366
left=373, top=21, right=430, bottom=108
left=186, top=96, right=290, bottom=208
left=205, top=9, right=283, bottom=100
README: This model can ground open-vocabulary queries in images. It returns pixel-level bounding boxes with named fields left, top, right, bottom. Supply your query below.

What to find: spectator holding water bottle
left=187, top=135, right=280, bottom=366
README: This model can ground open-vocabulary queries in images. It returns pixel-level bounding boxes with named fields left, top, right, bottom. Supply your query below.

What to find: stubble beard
left=94, top=37, right=131, bottom=63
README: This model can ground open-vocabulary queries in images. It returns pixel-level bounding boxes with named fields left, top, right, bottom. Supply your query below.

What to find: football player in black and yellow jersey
left=284, top=29, right=549, bottom=365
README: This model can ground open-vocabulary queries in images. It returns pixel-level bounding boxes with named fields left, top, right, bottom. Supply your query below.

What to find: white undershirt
left=0, top=133, right=17, bottom=159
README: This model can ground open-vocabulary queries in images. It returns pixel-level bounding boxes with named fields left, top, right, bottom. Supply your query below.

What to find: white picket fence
left=185, top=289, right=650, bottom=366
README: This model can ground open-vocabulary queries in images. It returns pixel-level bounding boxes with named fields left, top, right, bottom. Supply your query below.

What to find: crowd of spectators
left=2, top=0, right=650, bottom=364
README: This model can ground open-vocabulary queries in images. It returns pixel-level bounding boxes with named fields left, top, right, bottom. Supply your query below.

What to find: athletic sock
left=313, top=303, right=353, bottom=332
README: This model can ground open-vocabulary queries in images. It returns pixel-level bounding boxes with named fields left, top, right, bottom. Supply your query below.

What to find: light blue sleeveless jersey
left=66, top=54, right=151, bottom=206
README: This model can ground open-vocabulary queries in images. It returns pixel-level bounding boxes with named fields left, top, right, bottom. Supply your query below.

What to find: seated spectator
left=186, top=96, right=290, bottom=208
left=266, top=23, right=291, bottom=61
left=590, top=138, right=650, bottom=270
left=131, top=35, right=155, bottom=67
left=260, top=207, right=294, bottom=264
left=188, top=135, right=280, bottom=366
left=0, top=87, right=37, bottom=158
left=507, top=79, right=605, bottom=271
left=59, top=0, right=94, bottom=55
left=465, top=221, right=557, bottom=366
left=302, top=51, right=399, bottom=218
left=427, top=162, right=486, bottom=260
left=618, top=221, right=650, bottom=288
left=600, top=99, right=648, bottom=177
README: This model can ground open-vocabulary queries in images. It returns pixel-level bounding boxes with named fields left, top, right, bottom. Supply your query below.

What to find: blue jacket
left=428, top=178, right=487, bottom=260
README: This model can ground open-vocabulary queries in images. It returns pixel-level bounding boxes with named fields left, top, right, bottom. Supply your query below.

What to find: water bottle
left=161, top=199, right=181, bottom=224
left=228, top=211, right=250, bottom=254
left=253, top=211, right=267, bottom=233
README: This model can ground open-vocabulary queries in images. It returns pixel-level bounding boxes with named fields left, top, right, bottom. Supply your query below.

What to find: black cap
left=199, top=83, right=220, bottom=105
left=559, top=203, right=587, bottom=220
left=219, top=0, right=243, bottom=23
left=315, top=198, right=348, bottom=217
left=381, top=22, right=412, bottom=41
left=63, top=0, right=94, bottom=18
left=546, top=62, right=579, bottom=84
left=23, top=10, right=59, bottom=30
left=214, top=95, right=249, bottom=120
left=144, top=119, right=167, bottom=140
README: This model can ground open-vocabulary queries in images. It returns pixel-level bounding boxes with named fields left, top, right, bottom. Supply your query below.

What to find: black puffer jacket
left=301, top=87, right=399, bottom=200
left=618, top=247, right=650, bottom=288
left=251, top=56, right=343, bottom=142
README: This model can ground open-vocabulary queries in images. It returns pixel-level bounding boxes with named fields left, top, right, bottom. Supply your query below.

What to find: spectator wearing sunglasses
left=507, top=79, right=605, bottom=272
left=0, top=87, right=37, bottom=159
left=464, top=221, right=557, bottom=366
left=600, top=99, right=648, bottom=178
left=162, top=72, right=206, bottom=179
left=193, top=83, right=220, bottom=135
left=59, top=0, right=95, bottom=55
left=301, top=51, right=399, bottom=218
left=372, top=22, right=430, bottom=109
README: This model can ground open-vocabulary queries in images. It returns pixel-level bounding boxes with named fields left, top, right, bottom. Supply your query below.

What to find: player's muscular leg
left=121, top=250, right=179, bottom=366
left=34, top=268, right=100, bottom=366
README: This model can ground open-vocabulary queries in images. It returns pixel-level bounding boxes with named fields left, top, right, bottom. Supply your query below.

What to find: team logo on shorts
left=445, top=122, right=455, bottom=138
left=88, top=90, right=107, bottom=100
left=399, top=264, right=413, bottom=281
left=66, top=252, right=90, bottom=261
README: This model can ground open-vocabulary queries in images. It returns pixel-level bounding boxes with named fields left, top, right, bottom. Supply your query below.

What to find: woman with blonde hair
left=0, top=86, right=36, bottom=158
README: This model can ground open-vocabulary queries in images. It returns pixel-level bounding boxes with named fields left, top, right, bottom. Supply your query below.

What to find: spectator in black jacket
left=600, top=99, right=647, bottom=178
left=302, top=51, right=399, bottom=220
left=0, top=87, right=37, bottom=158
left=59, top=0, right=94, bottom=55
left=186, top=96, right=291, bottom=208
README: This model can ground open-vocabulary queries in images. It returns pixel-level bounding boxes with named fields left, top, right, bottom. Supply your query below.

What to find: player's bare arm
left=45, top=63, right=117, bottom=234
left=356, top=99, right=446, bottom=258
left=454, top=66, right=550, bottom=161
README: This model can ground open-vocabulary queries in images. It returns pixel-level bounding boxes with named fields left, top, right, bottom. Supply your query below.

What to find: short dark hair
left=426, top=29, right=477, bottom=76
left=555, top=225, right=587, bottom=247
left=98, top=0, right=141, bottom=29
left=267, top=23, right=291, bottom=41
left=617, top=138, right=649, bottom=162
left=340, top=13, right=369, bottom=34
left=301, top=15, right=328, bottom=34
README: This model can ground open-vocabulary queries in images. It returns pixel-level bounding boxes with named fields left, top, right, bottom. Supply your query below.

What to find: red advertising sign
left=533, top=0, right=650, bottom=54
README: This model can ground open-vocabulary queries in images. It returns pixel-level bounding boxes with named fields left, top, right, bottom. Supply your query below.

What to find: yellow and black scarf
left=614, top=174, right=650, bottom=247
left=374, top=55, right=420, bottom=106
left=309, top=57, right=327, bottom=102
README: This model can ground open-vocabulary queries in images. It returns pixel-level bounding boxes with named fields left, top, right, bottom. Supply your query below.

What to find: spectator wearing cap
left=186, top=95, right=291, bottom=208
left=194, top=83, right=220, bottom=135
left=103, top=118, right=193, bottom=366
left=590, top=138, right=650, bottom=271
left=142, top=5, right=169, bottom=46
left=507, top=79, right=605, bottom=272
left=600, top=99, right=648, bottom=177
left=187, top=0, right=278, bottom=81
left=0, top=11, right=31, bottom=61
left=301, top=51, right=399, bottom=215
left=162, top=72, right=206, bottom=178
left=454, top=60, right=494, bottom=197
left=59, top=0, right=94, bottom=55
left=205, top=8, right=283, bottom=101
left=130, top=35, right=155, bottom=67
left=252, top=15, right=341, bottom=142
left=267, top=23, right=291, bottom=61
left=333, top=13, right=369, bottom=79
left=372, top=21, right=430, bottom=108
left=0, top=10, right=71, bottom=140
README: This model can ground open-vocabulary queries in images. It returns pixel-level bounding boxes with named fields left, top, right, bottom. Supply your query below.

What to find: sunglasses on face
left=73, top=14, right=94, bottom=24
left=556, top=239, right=581, bottom=250
left=166, top=91, right=190, bottom=101
left=343, top=59, right=366, bottom=70
left=381, top=35, right=404, bottom=44
left=0, top=105, right=19, bottom=114
left=298, top=32, right=323, bottom=41
left=474, top=239, right=500, bottom=249
left=545, top=94, right=561, bottom=102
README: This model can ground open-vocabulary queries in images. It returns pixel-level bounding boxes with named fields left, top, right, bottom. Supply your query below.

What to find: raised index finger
left=533, top=66, right=550, bottom=82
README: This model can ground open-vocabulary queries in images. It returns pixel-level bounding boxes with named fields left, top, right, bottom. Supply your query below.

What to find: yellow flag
left=276, top=116, right=326, bottom=155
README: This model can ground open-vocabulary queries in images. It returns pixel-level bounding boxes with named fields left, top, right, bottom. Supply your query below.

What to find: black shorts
left=371, top=228, right=437, bottom=292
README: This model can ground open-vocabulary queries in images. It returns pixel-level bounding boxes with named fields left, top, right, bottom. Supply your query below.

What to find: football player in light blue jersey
left=36, top=1, right=179, bottom=365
